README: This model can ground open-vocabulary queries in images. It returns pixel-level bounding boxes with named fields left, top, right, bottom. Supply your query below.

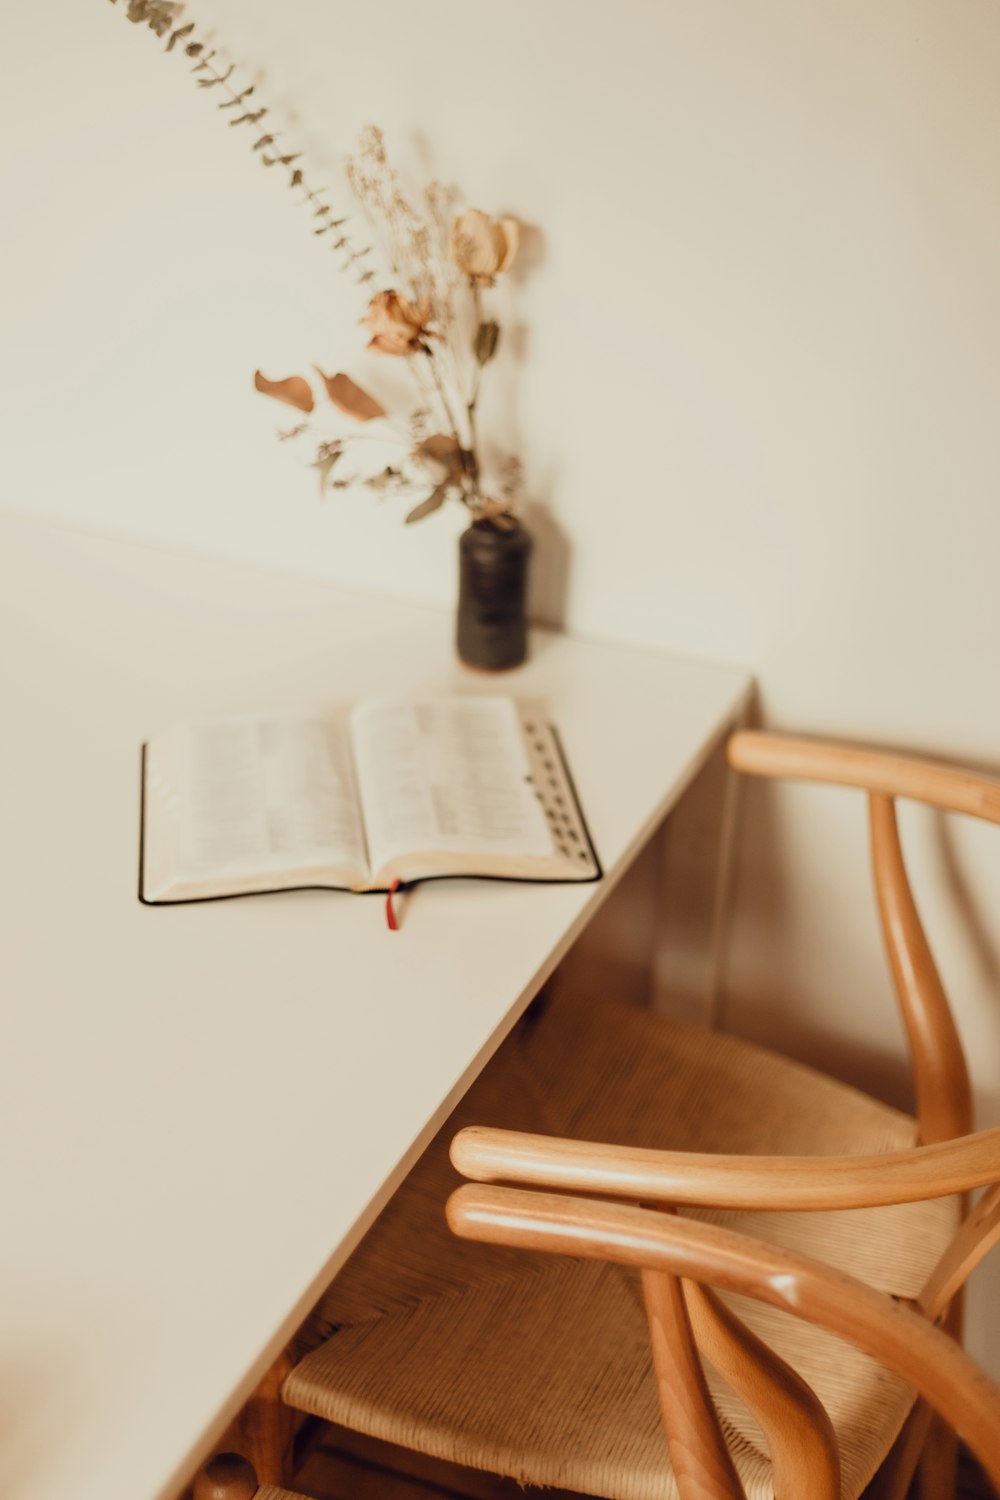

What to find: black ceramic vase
left=456, top=518, right=532, bottom=671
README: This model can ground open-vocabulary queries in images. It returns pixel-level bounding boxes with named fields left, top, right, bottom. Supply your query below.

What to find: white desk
left=0, top=512, right=751, bottom=1500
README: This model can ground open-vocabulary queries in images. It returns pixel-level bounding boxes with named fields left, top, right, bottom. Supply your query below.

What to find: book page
left=163, top=716, right=368, bottom=884
left=350, top=697, right=554, bottom=878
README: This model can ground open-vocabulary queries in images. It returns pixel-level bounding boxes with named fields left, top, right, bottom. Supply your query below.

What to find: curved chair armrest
left=728, top=731, right=1000, bottom=824
left=446, top=1184, right=1000, bottom=1493
left=450, top=1123, right=1000, bottom=1212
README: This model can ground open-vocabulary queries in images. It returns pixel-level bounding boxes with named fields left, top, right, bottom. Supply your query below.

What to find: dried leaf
left=219, top=85, right=254, bottom=110
left=253, top=370, right=314, bottom=413
left=474, top=320, right=501, bottom=366
left=253, top=134, right=275, bottom=152
left=408, top=407, right=431, bottom=442
left=290, top=169, right=304, bottom=189
left=124, top=0, right=175, bottom=34
left=365, top=466, right=401, bottom=492
left=316, top=370, right=387, bottom=422
left=415, top=433, right=460, bottom=464
left=413, top=433, right=464, bottom=484
left=498, top=453, right=525, bottom=501
left=166, top=20, right=194, bottom=50
left=405, top=484, right=448, bottom=524
left=311, top=444, right=343, bottom=496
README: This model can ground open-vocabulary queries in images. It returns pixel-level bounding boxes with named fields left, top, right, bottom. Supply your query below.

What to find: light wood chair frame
left=443, top=732, right=1000, bottom=1500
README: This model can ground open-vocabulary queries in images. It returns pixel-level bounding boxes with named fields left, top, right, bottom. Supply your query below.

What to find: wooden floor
left=290, top=1422, right=998, bottom=1500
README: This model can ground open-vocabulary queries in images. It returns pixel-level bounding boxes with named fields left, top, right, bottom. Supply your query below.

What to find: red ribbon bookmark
left=386, top=877, right=402, bottom=932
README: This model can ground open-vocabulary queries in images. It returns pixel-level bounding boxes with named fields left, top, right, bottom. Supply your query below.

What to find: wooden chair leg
left=224, top=1345, right=296, bottom=1487
left=916, top=1421, right=957, bottom=1500
left=861, top=1403, right=933, bottom=1500
left=192, top=1452, right=258, bottom=1500
left=915, top=1295, right=963, bottom=1500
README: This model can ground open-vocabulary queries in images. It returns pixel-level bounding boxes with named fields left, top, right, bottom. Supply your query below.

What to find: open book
left=140, top=696, right=601, bottom=904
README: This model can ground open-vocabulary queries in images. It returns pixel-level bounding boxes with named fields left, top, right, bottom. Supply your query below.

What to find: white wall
left=4, top=1, right=1000, bottom=1367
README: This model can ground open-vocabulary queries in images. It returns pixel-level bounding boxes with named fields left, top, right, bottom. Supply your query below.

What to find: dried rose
left=361, top=291, right=434, bottom=355
left=448, top=210, right=519, bottom=285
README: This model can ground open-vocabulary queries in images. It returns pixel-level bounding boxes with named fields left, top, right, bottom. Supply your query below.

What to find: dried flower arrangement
left=108, top=0, right=527, bottom=529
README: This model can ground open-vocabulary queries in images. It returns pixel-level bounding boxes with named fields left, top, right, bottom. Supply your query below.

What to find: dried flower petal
left=253, top=371, right=314, bottom=412
left=316, top=370, right=387, bottom=421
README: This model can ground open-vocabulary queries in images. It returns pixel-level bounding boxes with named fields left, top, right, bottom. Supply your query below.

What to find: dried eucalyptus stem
left=107, top=0, right=374, bottom=285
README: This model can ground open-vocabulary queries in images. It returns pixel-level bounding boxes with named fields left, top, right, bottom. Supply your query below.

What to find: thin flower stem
left=424, top=349, right=469, bottom=471
left=405, top=355, right=442, bottom=429
left=322, top=426, right=416, bottom=449
left=351, top=175, right=403, bottom=284
left=467, top=279, right=485, bottom=463
left=466, top=398, right=479, bottom=465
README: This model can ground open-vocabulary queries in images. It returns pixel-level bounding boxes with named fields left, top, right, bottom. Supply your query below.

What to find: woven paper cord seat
left=286, top=991, right=959, bottom=1500
left=256, top=1489, right=310, bottom=1500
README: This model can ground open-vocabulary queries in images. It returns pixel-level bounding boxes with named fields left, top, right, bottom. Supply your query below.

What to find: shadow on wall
left=719, top=766, right=920, bottom=1115
left=481, top=220, right=562, bottom=625
left=720, top=728, right=1000, bottom=1124
left=727, top=988, right=920, bottom=1114
left=524, top=498, right=571, bottom=630
left=935, top=810, right=1000, bottom=995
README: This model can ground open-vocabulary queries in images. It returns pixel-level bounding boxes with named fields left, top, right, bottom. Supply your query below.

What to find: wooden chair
left=192, top=1451, right=307, bottom=1500
left=260, top=732, right=1000, bottom=1499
